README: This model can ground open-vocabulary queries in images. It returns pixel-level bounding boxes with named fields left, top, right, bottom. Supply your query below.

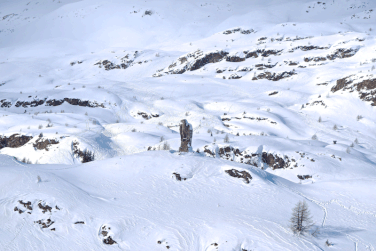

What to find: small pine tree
left=318, top=116, right=322, bottom=123
left=162, top=141, right=170, bottom=150
left=354, top=138, right=359, bottom=144
left=290, top=201, right=314, bottom=235
left=312, top=134, right=318, bottom=140
left=333, top=124, right=337, bottom=130
left=224, top=134, right=230, bottom=143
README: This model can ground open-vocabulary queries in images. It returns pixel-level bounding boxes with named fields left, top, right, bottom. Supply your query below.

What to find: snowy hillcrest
left=0, top=0, right=376, bottom=250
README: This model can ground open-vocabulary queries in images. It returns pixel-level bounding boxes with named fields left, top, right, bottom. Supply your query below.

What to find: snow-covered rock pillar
left=179, top=119, right=193, bottom=152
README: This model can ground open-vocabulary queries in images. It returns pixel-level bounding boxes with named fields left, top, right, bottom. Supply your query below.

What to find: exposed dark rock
left=74, top=221, right=85, bottom=224
left=244, top=49, right=283, bottom=58
left=331, top=76, right=376, bottom=106
left=34, top=219, right=54, bottom=229
left=72, top=141, right=95, bottom=163
left=38, top=202, right=52, bottom=214
left=297, top=175, right=312, bottom=180
left=46, top=98, right=105, bottom=108
left=225, top=169, right=252, bottom=183
left=262, top=153, right=283, bottom=169
left=179, top=119, right=193, bottom=152
left=305, top=47, right=358, bottom=62
left=103, top=236, right=117, bottom=245
left=173, top=172, right=187, bottom=181
left=15, top=99, right=46, bottom=108
left=223, top=28, right=254, bottom=35
left=0, top=134, right=33, bottom=149
left=269, top=91, right=278, bottom=96
left=228, top=74, right=242, bottom=79
left=19, top=200, right=32, bottom=210
left=14, top=207, right=24, bottom=214
left=190, top=51, right=229, bottom=71
left=136, top=112, right=160, bottom=120
left=226, top=55, right=245, bottom=62
left=33, top=138, right=59, bottom=151
left=101, top=225, right=117, bottom=245
left=0, top=99, right=12, bottom=108
left=253, top=71, right=296, bottom=81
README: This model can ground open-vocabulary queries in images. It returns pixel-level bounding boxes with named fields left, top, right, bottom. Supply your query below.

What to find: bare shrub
left=162, top=141, right=170, bottom=150
left=224, top=134, right=230, bottom=143
left=290, top=201, right=314, bottom=235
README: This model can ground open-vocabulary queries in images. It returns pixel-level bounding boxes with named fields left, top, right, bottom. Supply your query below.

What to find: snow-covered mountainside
left=0, top=0, right=376, bottom=250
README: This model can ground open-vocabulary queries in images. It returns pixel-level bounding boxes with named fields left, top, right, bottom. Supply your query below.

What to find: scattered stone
left=38, top=202, right=52, bottom=214
left=269, top=91, right=278, bottom=96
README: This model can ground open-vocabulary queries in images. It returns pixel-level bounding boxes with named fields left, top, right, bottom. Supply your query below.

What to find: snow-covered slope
left=0, top=0, right=376, bottom=250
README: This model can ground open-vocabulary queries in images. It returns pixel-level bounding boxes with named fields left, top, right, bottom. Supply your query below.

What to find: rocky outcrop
left=15, top=99, right=46, bottom=108
left=0, top=134, right=33, bottom=149
left=252, top=71, right=296, bottom=81
left=46, top=98, right=105, bottom=108
left=203, top=145, right=297, bottom=170
left=0, top=99, right=12, bottom=108
left=262, top=152, right=286, bottom=170
left=179, top=119, right=193, bottom=152
left=0, top=98, right=105, bottom=108
left=331, top=76, right=376, bottom=106
left=33, top=138, right=59, bottom=151
left=304, top=47, right=359, bottom=62
left=72, top=141, right=94, bottom=163
left=223, top=28, right=255, bottom=35
left=225, top=169, right=252, bottom=183
left=136, top=112, right=160, bottom=120
left=297, top=175, right=312, bottom=180
left=94, top=51, right=142, bottom=71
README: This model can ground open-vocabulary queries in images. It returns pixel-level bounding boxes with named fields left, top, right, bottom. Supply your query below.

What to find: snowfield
left=0, top=0, right=376, bottom=250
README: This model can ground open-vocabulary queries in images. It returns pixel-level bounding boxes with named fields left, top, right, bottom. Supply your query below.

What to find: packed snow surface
left=0, top=0, right=376, bottom=250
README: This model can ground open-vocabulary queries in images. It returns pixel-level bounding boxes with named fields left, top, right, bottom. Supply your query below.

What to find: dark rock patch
left=269, top=91, right=278, bottom=96
left=19, top=200, right=32, bottom=210
left=101, top=225, right=117, bottom=245
left=46, top=98, right=105, bottom=108
left=33, top=138, right=59, bottom=151
left=136, top=112, right=160, bottom=120
left=16, top=98, right=46, bottom=108
left=38, top=202, right=52, bottom=214
left=0, top=134, right=33, bottom=149
left=172, top=172, right=187, bottom=181
left=331, top=76, right=376, bottom=106
left=304, top=47, right=358, bottom=62
left=74, top=221, right=85, bottom=224
left=34, top=218, right=54, bottom=229
left=262, top=152, right=288, bottom=170
left=252, top=71, right=296, bottom=81
left=0, top=99, right=12, bottom=108
left=190, top=51, right=229, bottom=71
left=223, top=28, right=254, bottom=35
left=297, top=175, right=312, bottom=180
left=72, top=141, right=95, bottom=163
left=225, top=169, right=252, bottom=184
